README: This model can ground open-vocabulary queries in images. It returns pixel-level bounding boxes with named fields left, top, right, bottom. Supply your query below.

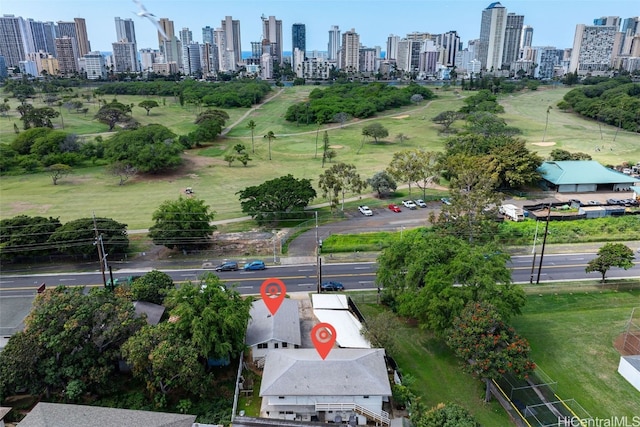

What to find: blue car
left=321, top=281, right=344, bottom=291
left=244, top=260, right=266, bottom=270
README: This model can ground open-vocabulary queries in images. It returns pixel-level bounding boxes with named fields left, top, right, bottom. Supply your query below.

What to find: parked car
left=388, top=204, right=402, bottom=212
left=607, top=198, right=622, bottom=205
left=415, top=199, right=427, bottom=208
left=358, top=205, right=373, bottom=216
left=402, top=200, right=417, bottom=209
left=441, top=197, right=452, bottom=205
left=568, top=199, right=582, bottom=207
left=321, top=281, right=345, bottom=291
left=587, top=200, right=601, bottom=206
left=214, top=261, right=238, bottom=271
left=244, top=260, right=266, bottom=270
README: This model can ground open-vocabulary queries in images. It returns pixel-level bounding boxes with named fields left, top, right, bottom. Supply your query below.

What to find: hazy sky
left=4, top=0, right=639, bottom=53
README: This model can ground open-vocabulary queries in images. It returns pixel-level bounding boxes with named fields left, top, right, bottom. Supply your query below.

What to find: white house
left=259, top=348, right=391, bottom=426
left=245, top=298, right=301, bottom=362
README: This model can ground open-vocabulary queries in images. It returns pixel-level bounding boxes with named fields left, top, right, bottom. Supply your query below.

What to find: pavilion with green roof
left=537, top=160, right=639, bottom=193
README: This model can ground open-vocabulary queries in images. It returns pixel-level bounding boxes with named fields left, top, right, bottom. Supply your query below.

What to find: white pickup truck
left=402, top=200, right=417, bottom=209
left=358, top=205, right=373, bottom=216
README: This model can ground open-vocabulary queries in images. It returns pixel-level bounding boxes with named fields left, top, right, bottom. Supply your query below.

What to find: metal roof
left=245, top=299, right=302, bottom=346
left=537, top=161, right=639, bottom=185
left=259, top=348, right=391, bottom=397
left=313, top=309, right=371, bottom=349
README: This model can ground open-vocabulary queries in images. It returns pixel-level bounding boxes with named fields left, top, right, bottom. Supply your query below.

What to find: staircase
left=315, top=402, right=390, bottom=426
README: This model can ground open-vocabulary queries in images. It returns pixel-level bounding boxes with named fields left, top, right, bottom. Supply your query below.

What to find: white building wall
left=618, top=356, right=640, bottom=392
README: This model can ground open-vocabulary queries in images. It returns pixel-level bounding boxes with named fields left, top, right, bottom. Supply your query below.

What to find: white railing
left=314, top=402, right=390, bottom=426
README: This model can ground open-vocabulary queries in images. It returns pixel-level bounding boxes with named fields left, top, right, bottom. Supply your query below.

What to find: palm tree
left=247, top=120, right=256, bottom=153
left=263, top=131, right=276, bottom=160
left=542, top=106, right=552, bottom=142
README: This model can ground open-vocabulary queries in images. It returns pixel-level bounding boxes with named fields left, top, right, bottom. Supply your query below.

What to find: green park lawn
left=356, top=280, right=640, bottom=426
left=1, top=84, right=640, bottom=230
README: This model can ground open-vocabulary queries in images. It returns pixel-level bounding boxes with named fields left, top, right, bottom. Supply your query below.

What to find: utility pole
left=529, top=220, right=540, bottom=284
left=93, top=213, right=107, bottom=288
left=315, top=211, right=321, bottom=293
left=536, top=204, right=552, bottom=284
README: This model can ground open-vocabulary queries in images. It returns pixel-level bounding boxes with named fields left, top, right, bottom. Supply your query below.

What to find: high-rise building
left=569, top=24, right=617, bottom=76
left=593, top=16, right=621, bottom=29
left=292, top=23, right=305, bottom=56
left=520, top=25, right=534, bottom=49
left=440, top=31, right=460, bottom=67
left=620, top=17, right=640, bottom=55
left=56, top=21, right=77, bottom=40
left=54, top=36, right=79, bottom=75
left=183, top=43, right=201, bottom=75
left=114, top=17, right=136, bottom=44
left=112, top=39, right=137, bottom=72
left=179, top=27, right=192, bottom=72
left=221, top=16, right=242, bottom=71
left=202, top=26, right=215, bottom=45
left=158, top=18, right=174, bottom=50
left=84, top=51, right=106, bottom=79
left=74, top=18, right=90, bottom=57
left=359, top=47, right=377, bottom=73
left=478, top=2, right=508, bottom=72
left=340, top=28, right=359, bottom=73
left=262, top=15, right=283, bottom=63
left=502, top=13, right=523, bottom=68
left=27, top=19, right=56, bottom=57
left=328, top=25, right=340, bottom=61
left=386, top=34, right=400, bottom=61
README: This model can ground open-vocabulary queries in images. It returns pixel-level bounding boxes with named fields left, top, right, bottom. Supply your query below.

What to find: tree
left=432, top=110, right=463, bottom=133
left=121, top=322, right=205, bottom=401
left=47, top=163, right=71, bottom=185
left=447, top=301, right=535, bottom=402
left=247, top=120, right=257, bottom=153
left=367, top=171, right=397, bottom=198
left=237, top=174, right=317, bottom=224
left=138, top=99, right=159, bottom=116
left=106, top=161, right=137, bottom=185
left=585, top=243, right=635, bottom=283
left=411, top=402, right=479, bottom=427
left=410, top=93, right=424, bottom=104
left=163, top=274, right=252, bottom=361
left=387, top=149, right=439, bottom=197
left=360, top=310, right=401, bottom=356
left=376, top=233, right=525, bottom=334
left=0, top=287, right=144, bottom=400
left=47, top=217, right=129, bottom=258
left=148, top=197, right=216, bottom=251
left=486, top=138, right=542, bottom=189
left=318, top=163, right=367, bottom=211
left=0, top=215, right=62, bottom=262
left=464, top=112, right=520, bottom=137
left=95, top=100, right=133, bottom=131
left=104, top=124, right=182, bottom=173
left=130, top=270, right=175, bottom=304
left=0, top=103, right=10, bottom=117
left=362, top=123, right=389, bottom=143
left=264, top=130, right=276, bottom=160
left=321, top=131, right=336, bottom=167
left=18, top=105, right=60, bottom=129
left=333, top=112, right=350, bottom=127
left=542, top=105, right=552, bottom=142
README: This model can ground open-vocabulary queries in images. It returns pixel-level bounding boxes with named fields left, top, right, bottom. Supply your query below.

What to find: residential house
left=246, top=298, right=301, bottom=362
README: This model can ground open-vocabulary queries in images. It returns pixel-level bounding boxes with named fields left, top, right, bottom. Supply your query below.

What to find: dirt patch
left=531, top=141, right=556, bottom=147
left=329, top=145, right=343, bottom=149
left=132, top=153, right=218, bottom=184
left=392, top=115, right=410, bottom=119
left=5, top=201, right=54, bottom=216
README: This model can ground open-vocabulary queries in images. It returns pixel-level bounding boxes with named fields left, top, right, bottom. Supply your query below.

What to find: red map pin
left=260, top=278, right=286, bottom=316
left=311, top=323, right=337, bottom=360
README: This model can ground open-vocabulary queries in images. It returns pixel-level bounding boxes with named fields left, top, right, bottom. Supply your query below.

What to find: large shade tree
left=376, top=232, right=525, bottom=333
left=447, top=301, right=536, bottom=402
left=47, top=217, right=128, bottom=258
left=148, top=197, right=216, bottom=251
left=586, top=243, right=635, bottom=283
left=237, top=174, right=317, bottom=224
left=318, top=163, right=367, bottom=211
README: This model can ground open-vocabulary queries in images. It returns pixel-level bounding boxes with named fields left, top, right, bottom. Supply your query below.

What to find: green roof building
left=537, top=160, right=639, bottom=193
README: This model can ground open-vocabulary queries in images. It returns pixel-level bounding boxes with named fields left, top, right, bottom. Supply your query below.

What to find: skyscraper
left=292, top=23, right=306, bottom=56
left=158, top=18, right=175, bottom=51
left=340, top=28, right=359, bottom=73
left=202, top=26, right=215, bottom=45
left=328, top=25, right=340, bottom=61
left=520, top=25, right=534, bottom=49
left=74, top=17, right=90, bottom=57
left=114, top=17, right=136, bottom=44
left=478, top=2, right=508, bottom=72
left=55, top=36, right=79, bottom=75
left=112, top=39, right=137, bottom=72
left=28, top=19, right=56, bottom=56
left=221, top=16, right=242, bottom=71
left=179, top=27, right=193, bottom=73
left=441, top=31, right=460, bottom=67
left=0, top=15, right=31, bottom=67
left=593, top=16, right=621, bottom=29
left=502, top=13, right=523, bottom=68
left=262, top=15, right=283, bottom=63
left=569, top=24, right=617, bottom=76
left=386, top=34, right=400, bottom=61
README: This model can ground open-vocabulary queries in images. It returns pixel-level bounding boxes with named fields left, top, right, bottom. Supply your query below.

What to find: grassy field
left=355, top=280, right=640, bottom=426
left=1, top=84, right=640, bottom=229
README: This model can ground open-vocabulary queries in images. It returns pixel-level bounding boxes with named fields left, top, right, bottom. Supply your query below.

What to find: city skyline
left=3, top=0, right=639, bottom=54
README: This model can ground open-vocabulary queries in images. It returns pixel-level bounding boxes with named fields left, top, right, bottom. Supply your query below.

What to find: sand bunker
left=329, top=145, right=344, bottom=149
left=531, top=142, right=556, bottom=146
left=392, top=115, right=410, bottom=119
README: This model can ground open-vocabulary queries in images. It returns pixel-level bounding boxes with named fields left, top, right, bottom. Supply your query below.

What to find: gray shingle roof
left=537, top=161, right=639, bottom=185
left=259, top=348, right=391, bottom=397
left=245, top=299, right=301, bottom=346
left=17, top=402, right=196, bottom=427
left=133, top=301, right=165, bottom=325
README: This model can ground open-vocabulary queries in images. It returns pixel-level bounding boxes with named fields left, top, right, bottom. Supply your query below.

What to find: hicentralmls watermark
left=558, top=417, right=640, bottom=427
